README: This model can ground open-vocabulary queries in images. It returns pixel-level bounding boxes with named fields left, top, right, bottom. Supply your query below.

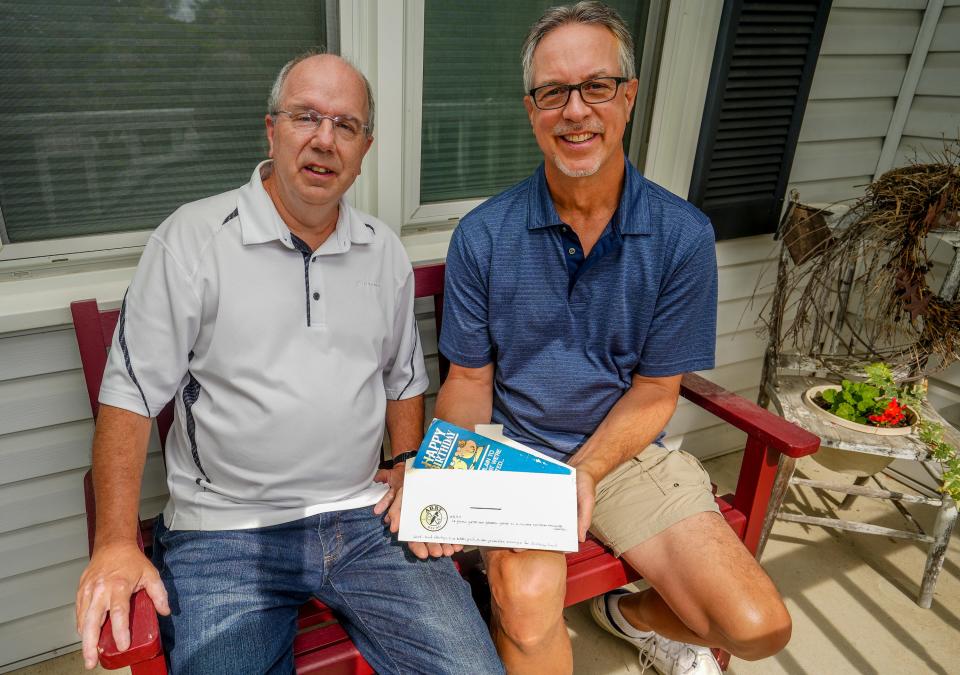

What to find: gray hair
left=267, top=49, right=376, bottom=136
left=521, top=1, right=635, bottom=92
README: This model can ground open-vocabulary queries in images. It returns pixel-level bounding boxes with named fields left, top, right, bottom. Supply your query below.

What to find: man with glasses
left=74, top=52, right=503, bottom=675
left=435, top=3, right=792, bottom=674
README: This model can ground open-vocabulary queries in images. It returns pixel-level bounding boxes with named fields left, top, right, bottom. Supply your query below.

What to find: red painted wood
left=129, top=655, right=168, bottom=675
left=412, top=263, right=445, bottom=298
left=70, top=300, right=111, bottom=419
left=83, top=470, right=97, bottom=556
left=295, top=641, right=374, bottom=675
left=297, top=600, right=335, bottom=630
left=733, top=437, right=782, bottom=555
left=564, top=553, right=642, bottom=607
left=98, top=591, right=162, bottom=669
left=680, top=373, right=819, bottom=458
left=73, top=262, right=814, bottom=673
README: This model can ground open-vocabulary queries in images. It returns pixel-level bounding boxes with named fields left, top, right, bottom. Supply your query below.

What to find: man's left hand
left=575, top=468, right=597, bottom=542
left=373, top=462, right=405, bottom=519
left=373, top=462, right=463, bottom=559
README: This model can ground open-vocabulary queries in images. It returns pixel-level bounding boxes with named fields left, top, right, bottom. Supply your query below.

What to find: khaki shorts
left=588, top=445, right=720, bottom=557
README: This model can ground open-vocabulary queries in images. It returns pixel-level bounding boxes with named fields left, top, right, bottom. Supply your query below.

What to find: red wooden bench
left=71, top=261, right=819, bottom=673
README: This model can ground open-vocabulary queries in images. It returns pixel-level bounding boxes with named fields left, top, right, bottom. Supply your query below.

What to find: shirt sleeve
left=635, top=219, right=718, bottom=377
left=383, top=266, right=429, bottom=400
left=98, top=235, right=202, bottom=417
left=438, top=225, right=493, bottom=368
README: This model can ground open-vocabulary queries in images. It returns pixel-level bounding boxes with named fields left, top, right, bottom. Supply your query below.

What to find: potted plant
left=803, top=364, right=960, bottom=500
left=803, top=363, right=919, bottom=435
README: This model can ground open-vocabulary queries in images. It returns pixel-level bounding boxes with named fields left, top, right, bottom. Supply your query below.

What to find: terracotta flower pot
left=801, top=384, right=918, bottom=477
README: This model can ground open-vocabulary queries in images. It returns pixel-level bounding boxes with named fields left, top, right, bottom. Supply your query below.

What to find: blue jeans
left=152, top=507, right=504, bottom=675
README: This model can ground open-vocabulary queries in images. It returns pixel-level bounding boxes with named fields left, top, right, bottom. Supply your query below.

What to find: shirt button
left=568, top=247, right=576, bottom=255
left=313, top=292, right=320, bottom=300
left=561, top=226, right=567, bottom=232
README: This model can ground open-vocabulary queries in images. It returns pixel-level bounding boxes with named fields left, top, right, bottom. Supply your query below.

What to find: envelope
left=398, top=423, right=579, bottom=552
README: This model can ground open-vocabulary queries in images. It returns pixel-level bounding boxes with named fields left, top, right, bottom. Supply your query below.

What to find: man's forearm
left=434, top=364, right=494, bottom=430
left=568, top=374, right=681, bottom=482
left=90, top=404, right=153, bottom=549
left=385, top=394, right=425, bottom=457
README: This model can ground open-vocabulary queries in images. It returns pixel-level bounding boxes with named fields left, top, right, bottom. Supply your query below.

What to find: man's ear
left=357, top=134, right=374, bottom=175
left=523, top=95, right=536, bottom=126
left=265, top=114, right=276, bottom=158
left=623, top=78, right=640, bottom=117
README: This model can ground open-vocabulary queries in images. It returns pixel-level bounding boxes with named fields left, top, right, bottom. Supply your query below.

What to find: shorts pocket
left=645, top=450, right=711, bottom=495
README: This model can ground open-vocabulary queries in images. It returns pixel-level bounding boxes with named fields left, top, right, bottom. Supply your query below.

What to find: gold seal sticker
left=419, top=504, right=448, bottom=531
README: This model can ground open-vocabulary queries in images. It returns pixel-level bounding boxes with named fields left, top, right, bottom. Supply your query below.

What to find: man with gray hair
left=436, top=3, right=792, bottom=674
left=74, top=51, right=503, bottom=674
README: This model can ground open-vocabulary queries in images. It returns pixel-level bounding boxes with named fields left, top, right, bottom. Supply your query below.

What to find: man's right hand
left=75, top=542, right=171, bottom=670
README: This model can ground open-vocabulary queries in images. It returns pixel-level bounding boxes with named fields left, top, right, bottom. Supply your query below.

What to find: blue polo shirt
left=439, top=157, right=718, bottom=461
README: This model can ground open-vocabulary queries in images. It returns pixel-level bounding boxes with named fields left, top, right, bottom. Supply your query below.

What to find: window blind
left=420, top=0, right=648, bottom=204
left=0, top=0, right=329, bottom=243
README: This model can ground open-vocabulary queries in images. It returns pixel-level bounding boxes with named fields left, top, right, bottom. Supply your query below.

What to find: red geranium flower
left=869, top=398, right=906, bottom=427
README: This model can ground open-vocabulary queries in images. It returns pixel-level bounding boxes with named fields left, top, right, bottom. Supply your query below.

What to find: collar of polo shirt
left=236, top=160, right=374, bottom=252
left=525, top=155, right=654, bottom=236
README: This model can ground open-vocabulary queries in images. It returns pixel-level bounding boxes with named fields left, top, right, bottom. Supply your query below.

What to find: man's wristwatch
left=390, top=450, right=418, bottom=467
left=379, top=450, right=418, bottom=470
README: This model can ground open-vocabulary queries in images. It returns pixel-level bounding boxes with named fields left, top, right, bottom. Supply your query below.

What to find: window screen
left=0, top=1, right=330, bottom=244
left=419, top=0, right=649, bottom=204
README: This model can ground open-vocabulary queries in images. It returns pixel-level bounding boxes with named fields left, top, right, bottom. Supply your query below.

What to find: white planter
left=802, top=385, right=916, bottom=435
left=802, top=384, right=917, bottom=477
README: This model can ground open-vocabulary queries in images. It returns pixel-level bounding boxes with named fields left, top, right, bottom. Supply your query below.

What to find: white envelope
left=398, top=426, right=579, bottom=552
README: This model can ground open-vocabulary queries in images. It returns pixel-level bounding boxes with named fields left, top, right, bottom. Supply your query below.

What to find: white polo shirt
left=99, top=161, right=429, bottom=530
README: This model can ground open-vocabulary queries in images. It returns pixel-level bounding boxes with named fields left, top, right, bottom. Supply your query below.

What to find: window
left=0, top=0, right=335, bottom=259
left=405, top=0, right=654, bottom=228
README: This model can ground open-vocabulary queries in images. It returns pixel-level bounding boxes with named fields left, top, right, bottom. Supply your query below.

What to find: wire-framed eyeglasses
left=271, top=109, right=370, bottom=141
left=528, top=77, right=629, bottom=110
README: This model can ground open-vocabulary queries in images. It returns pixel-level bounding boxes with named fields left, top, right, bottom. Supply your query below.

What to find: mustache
left=552, top=122, right=604, bottom=136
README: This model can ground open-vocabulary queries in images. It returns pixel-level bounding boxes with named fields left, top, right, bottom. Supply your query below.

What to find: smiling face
left=524, top=23, right=637, bottom=181
left=264, top=55, right=373, bottom=223
left=456, top=439, right=480, bottom=459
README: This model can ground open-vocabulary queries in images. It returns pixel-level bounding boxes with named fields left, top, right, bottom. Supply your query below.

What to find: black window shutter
left=688, top=0, right=832, bottom=240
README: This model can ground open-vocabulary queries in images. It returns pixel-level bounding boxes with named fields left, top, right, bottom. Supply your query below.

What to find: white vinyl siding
left=662, top=235, right=776, bottom=459
left=786, top=0, right=960, bottom=494
left=788, top=2, right=924, bottom=204
left=0, top=325, right=166, bottom=671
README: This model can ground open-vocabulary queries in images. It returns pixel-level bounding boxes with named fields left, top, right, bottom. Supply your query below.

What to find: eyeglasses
left=271, top=109, right=370, bottom=141
left=528, top=77, right=629, bottom=110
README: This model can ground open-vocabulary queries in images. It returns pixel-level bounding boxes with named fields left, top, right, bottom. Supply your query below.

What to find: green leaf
left=835, top=402, right=856, bottom=421
left=821, top=389, right=836, bottom=404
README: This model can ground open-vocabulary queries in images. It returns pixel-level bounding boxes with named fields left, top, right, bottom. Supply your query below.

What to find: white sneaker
left=590, top=589, right=722, bottom=675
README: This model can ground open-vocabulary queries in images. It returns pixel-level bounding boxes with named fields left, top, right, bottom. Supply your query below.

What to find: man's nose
left=310, top=118, right=337, bottom=150
left=562, top=89, right=591, bottom=122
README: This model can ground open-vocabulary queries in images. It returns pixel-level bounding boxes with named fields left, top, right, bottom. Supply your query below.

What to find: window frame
left=0, top=1, right=339, bottom=272
left=389, top=0, right=667, bottom=235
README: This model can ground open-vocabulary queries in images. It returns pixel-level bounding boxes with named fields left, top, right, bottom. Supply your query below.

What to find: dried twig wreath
left=765, top=143, right=960, bottom=379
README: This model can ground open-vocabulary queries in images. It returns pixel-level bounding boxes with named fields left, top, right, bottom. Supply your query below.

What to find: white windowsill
left=0, top=228, right=457, bottom=335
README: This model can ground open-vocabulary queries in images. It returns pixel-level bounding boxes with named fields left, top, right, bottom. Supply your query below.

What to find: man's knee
left=485, top=550, right=567, bottom=650
left=722, top=592, right=792, bottom=660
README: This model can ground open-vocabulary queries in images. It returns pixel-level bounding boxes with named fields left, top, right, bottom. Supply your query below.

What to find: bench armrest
left=680, top=373, right=819, bottom=458
left=97, top=590, right=162, bottom=669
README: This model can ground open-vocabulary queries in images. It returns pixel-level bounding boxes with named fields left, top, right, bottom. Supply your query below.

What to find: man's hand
left=575, top=468, right=598, bottom=542
left=75, top=542, right=170, bottom=670
left=373, top=462, right=463, bottom=560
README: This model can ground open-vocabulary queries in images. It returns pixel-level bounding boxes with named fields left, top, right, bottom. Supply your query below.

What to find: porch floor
left=11, top=452, right=960, bottom=675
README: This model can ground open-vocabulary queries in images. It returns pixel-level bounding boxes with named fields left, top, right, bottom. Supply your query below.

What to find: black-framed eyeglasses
left=271, top=109, right=370, bottom=141
left=528, top=76, right=629, bottom=110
